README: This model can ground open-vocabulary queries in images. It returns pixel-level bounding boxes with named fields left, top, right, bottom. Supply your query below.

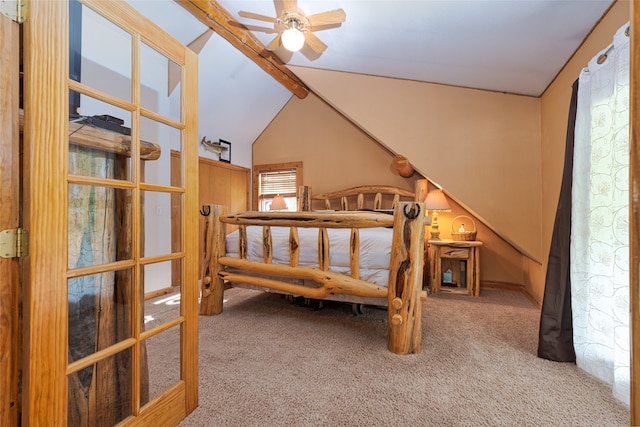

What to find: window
left=253, top=162, right=303, bottom=211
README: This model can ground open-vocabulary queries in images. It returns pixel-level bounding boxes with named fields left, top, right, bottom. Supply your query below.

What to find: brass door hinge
left=0, top=0, right=28, bottom=23
left=0, top=228, right=29, bottom=258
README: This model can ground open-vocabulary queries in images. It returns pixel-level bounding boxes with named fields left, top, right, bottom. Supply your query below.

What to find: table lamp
left=424, top=189, right=450, bottom=240
left=270, top=195, right=287, bottom=211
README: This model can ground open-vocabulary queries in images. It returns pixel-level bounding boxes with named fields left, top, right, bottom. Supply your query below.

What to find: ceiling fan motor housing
left=276, top=11, right=309, bottom=33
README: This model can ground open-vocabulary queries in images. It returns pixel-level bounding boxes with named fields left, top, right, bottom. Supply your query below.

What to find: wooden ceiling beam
left=176, top=0, right=309, bottom=99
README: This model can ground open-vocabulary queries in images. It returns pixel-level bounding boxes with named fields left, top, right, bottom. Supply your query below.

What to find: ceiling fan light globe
left=282, top=27, right=305, bottom=52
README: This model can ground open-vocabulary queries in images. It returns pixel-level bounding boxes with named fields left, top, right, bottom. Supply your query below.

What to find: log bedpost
left=200, top=204, right=227, bottom=315
left=414, top=179, right=428, bottom=203
left=387, top=201, right=426, bottom=355
left=414, top=179, right=429, bottom=288
left=298, top=185, right=311, bottom=211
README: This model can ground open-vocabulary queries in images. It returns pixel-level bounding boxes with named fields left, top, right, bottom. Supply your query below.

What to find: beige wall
left=253, top=1, right=630, bottom=304
left=253, top=93, right=526, bottom=289
left=253, top=93, right=415, bottom=193
left=291, top=67, right=542, bottom=262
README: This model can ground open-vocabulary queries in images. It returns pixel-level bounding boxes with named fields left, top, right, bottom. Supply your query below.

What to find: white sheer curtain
left=571, top=23, right=630, bottom=405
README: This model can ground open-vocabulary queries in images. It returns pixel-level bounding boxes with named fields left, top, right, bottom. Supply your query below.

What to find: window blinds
left=259, top=169, right=297, bottom=196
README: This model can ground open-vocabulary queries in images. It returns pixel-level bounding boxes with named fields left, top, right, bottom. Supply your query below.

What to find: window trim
left=252, top=161, right=303, bottom=211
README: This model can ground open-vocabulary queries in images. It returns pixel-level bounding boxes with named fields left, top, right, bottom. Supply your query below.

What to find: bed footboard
left=200, top=202, right=426, bottom=355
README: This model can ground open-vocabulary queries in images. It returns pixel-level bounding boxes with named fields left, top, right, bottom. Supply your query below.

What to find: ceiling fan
left=237, top=0, right=346, bottom=61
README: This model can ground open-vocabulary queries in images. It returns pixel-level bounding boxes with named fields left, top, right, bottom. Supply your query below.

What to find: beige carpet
left=163, top=288, right=629, bottom=426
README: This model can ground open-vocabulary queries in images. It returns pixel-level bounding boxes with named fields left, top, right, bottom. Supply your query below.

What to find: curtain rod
left=597, top=24, right=630, bottom=65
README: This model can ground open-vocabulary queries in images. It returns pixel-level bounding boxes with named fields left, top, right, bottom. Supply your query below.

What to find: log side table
left=428, top=239, right=483, bottom=297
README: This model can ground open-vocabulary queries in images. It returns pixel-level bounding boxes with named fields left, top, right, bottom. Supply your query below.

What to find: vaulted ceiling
left=215, top=0, right=616, bottom=97
left=128, top=0, right=616, bottom=168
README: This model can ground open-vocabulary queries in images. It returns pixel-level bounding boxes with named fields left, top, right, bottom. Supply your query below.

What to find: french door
left=21, top=1, right=199, bottom=425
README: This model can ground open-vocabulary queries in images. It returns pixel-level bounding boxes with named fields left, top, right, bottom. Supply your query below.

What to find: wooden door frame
left=0, top=12, right=21, bottom=427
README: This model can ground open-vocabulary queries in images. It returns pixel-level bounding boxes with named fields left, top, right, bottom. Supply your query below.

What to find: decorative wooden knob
left=391, top=314, right=403, bottom=326
left=392, top=297, right=403, bottom=310
left=203, top=276, right=212, bottom=288
left=392, top=155, right=414, bottom=178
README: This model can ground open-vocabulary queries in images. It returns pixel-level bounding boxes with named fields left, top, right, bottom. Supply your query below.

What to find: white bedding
left=225, top=226, right=393, bottom=287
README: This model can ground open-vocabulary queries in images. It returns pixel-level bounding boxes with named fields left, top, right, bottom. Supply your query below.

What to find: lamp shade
left=282, top=27, right=305, bottom=52
left=424, top=189, right=450, bottom=211
left=270, top=195, right=288, bottom=211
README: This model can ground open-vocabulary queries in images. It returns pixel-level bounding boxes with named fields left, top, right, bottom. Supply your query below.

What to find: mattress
left=225, top=226, right=393, bottom=287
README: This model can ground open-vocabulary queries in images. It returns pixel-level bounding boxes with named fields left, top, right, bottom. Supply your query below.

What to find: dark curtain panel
left=537, top=79, right=579, bottom=362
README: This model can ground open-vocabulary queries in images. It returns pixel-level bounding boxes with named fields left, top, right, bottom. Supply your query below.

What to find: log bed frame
left=200, top=179, right=429, bottom=354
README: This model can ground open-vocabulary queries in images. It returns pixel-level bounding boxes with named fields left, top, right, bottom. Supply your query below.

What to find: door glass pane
left=140, top=116, right=181, bottom=186
left=67, top=348, right=133, bottom=426
left=142, top=190, right=179, bottom=258
left=68, top=185, right=132, bottom=269
left=145, top=325, right=181, bottom=403
left=69, top=1, right=132, bottom=107
left=68, top=268, right=133, bottom=363
left=143, top=261, right=180, bottom=325
left=171, top=191, right=182, bottom=253
left=140, top=41, right=181, bottom=123
left=68, top=90, right=133, bottom=180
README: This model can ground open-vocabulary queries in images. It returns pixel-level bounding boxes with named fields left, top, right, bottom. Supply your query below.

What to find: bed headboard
left=298, top=179, right=428, bottom=211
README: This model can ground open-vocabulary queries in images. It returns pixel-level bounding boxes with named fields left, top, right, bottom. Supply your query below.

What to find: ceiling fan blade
left=187, top=28, right=214, bottom=53
left=308, top=9, right=346, bottom=27
left=273, top=0, right=285, bottom=16
left=266, top=34, right=282, bottom=51
left=304, top=31, right=327, bottom=54
left=230, top=21, right=277, bottom=34
left=282, top=0, right=298, bottom=13
left=307, top=23, right=343, bottom=33
left=238, top=10, right=276, bottom=23
left=299, top=43, right=322, bottom=62
left=273, top=46, right=294, bottom=63
left=168, top=28, right=214, bottom=96
left=168, top=60, right=181, bottom=97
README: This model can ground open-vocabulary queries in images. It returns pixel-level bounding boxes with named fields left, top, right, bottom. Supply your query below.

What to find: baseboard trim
left=481, top=281, right=524, bottom=292
left=480, top=282, right=541, bottom=308
left=523, top=290, right=542, bottom=308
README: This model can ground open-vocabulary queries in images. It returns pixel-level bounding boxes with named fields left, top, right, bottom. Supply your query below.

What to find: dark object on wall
left=69, top=0, right=82, bottom=115
left=219, top=139, right=231, bottom=163
left=84, top=114, right=131, bottom=136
